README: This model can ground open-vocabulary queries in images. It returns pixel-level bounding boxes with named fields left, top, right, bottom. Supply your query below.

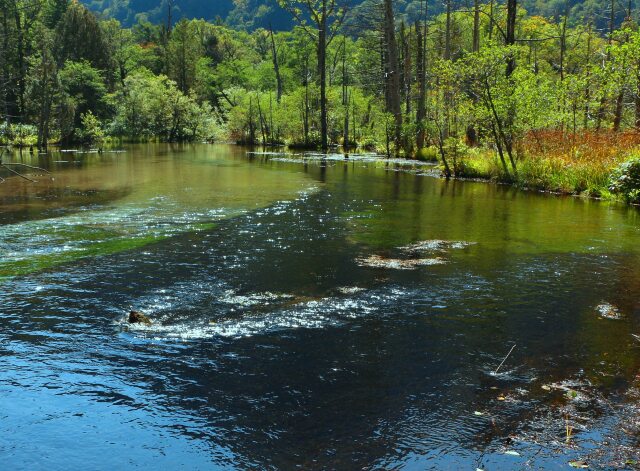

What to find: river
left=1, top=143, right=640, bottom=469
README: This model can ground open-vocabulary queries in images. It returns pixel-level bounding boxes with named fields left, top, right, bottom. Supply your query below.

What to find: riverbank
left=422, top=131, right=640, bottom=205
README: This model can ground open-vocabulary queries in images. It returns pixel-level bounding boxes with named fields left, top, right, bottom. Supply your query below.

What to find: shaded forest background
left=86, top=0, right=637, bottom=31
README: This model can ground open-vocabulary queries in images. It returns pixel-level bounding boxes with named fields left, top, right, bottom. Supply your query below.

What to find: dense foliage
left=609, top=158, right=640, bottom=203
left=5, top=0, right=640, bottom=199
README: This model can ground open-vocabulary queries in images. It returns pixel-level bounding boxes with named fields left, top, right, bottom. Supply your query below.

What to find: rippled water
left=2, top=144, right=640, bottom=469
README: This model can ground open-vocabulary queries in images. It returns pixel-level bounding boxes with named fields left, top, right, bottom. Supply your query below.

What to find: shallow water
left=1, top=144, right=640, bottom=469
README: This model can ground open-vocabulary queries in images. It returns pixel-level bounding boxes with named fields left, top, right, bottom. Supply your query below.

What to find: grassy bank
left=432, top=130, right=640, bottom=203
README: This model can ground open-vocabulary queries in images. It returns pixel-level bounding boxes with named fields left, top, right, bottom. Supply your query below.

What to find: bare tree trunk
left=384, top=0, right=402, bottom=155
left=584, top=24, right=592, bottom=128
left=444, top=0, right=451, bottom=60
left=342, top=36, right=349, bottom=150
left=13, top=6, right=25, bottom=121
left=559, top=15, right=567, bottom=82
left=0, top=6, right=11, bottom=126
left=269, top=26, right=283, bottom=103
left=506, top=0, right=517, bottom=76
left=415, top=15, right=427, bottom=150
left=318, top=16, right=329, bottom=151
left=635, top=60, right=640, bottom=131
left=248, top=96, right=256, bottom=144
left=400, top=22, right=411, bottom=118
left=473, top=0, right=480, bottom=52
left=488, top=0, right=494, bottom=41
left=596, top=0, right=616, bottom=130
left=613, top=91, right=624, bottom=131
left=613, top=26, right=629, bottom=131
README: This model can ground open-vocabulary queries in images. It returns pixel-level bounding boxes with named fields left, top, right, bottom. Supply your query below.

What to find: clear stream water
left=1, top=144, right=640, bottom=470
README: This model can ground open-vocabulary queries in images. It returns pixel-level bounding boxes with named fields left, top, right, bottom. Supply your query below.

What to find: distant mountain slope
left=83, top=0, right=291, bottom=28
left=83, top=0, right=632, bottom=31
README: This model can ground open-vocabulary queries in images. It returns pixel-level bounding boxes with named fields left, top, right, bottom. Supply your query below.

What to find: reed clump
left=452, top=130, right=640, bottom=200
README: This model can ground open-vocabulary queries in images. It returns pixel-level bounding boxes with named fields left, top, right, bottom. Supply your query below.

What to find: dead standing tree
left=278, top=0, right=349, bottom=152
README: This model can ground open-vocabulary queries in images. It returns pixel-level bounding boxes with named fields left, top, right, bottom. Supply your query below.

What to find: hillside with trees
left=83, top=0, right=636, bottom=31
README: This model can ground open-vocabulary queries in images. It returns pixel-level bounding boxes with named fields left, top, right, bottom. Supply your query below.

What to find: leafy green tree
left=55, top=0, right=110, bottom=70
left=57, top=60, right=107, bottom=142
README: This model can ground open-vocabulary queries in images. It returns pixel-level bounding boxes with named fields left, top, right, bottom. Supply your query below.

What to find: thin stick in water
left=1, top=162, right=51, bottom=174
left=1, top=164, right=38, bottom=183
left=494, top=344, right=516, bottom=375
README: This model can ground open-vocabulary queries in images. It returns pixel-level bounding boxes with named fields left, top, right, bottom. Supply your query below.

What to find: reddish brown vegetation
left=523, top=130, right=640, bottom=165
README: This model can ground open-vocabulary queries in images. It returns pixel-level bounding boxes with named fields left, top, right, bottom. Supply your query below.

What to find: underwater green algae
left=0, top=144, right=315, bottom=281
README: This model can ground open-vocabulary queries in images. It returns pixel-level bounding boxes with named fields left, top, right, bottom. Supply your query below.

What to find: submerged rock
left=356, top=254, right=446, bottom=270
left=596, top=302, right=623, bottom=320
left=336, top=286, right=366, bottom=295
left=400, top=239, right=475, bottom=252
left=128, top=310, right=152, bottom=325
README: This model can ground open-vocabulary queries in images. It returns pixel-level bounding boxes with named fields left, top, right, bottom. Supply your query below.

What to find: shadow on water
left=1, top=144, right=640, bottom=469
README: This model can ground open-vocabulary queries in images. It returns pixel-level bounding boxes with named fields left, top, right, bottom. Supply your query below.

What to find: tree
left=277, top=0, right=349, bottom=151
left=57, top=60, right=107, bottom=142
left=383, top=0, right=402, bottom=155
left=55, top=0, right=110, bottom=70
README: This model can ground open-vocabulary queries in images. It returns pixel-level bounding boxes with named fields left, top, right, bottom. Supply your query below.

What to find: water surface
left=1, top=144, right=640, bottom=469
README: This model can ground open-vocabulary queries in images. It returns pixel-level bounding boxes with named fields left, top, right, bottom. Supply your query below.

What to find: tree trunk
left=342, top=36, right=349, bottom=150
left=473, top=0, right=480, bottom=52
left=415, top=17, right=427, bottom=150
left=13, top=7, right=25, bottom=121
left=584, top=24, right=592, bottom=128
left=613, top=91, right=624, bottom=131
left=444, top=0, right=451, bottom=60
left=318, top=17, right=328, bottom=151
left=635, top=61, right=640, bottom=131
left=269, top=27, right=283, bottom=103
left=0, top=6, right=10, bottom=125
left=506, top=0, right=517, bottom=76
left=383, top=0, right=402, bottom=155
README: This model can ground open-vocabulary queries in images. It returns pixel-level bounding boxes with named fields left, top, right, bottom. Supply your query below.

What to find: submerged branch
left=1, top=164, right=38, bottom=182
left=1, top=162, right=51, bottom=174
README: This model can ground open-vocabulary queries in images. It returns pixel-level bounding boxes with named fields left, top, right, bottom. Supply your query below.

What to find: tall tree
left=55, top=0, right=109, bottom=70
left=415, top=0, right=428, bottom=150
left=278, top=0, right=348, bottom=151
left=269, top=26, right=283, bottom=102
left=383, top=0, right=401, bottom=154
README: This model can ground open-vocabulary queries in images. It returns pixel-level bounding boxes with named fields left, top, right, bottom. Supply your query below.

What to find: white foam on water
left=121, top=287, right=402, bottom=341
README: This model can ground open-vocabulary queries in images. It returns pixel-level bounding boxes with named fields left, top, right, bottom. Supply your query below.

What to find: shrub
left=416, top=146, right=439, bottom=162
left=444, top=138, right=469, bottom=176
left=77, top=111, right=104, bottom=145
left=609, top=157, right=640, bottom=204
left=0, top=123, right=38, bottom=147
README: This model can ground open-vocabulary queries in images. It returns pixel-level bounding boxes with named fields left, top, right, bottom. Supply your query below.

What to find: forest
left=3, top=0, right=640, bottom=201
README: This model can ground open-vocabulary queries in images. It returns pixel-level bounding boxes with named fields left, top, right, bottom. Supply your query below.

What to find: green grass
left=450, top=149, right=621, bottom=200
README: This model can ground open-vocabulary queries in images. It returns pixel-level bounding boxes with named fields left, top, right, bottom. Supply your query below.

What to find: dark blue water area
left=2, top=151, right=640, bottom=470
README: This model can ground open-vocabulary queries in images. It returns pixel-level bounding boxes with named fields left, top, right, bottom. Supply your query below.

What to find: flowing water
left=1, top=144, right=640, bottom=470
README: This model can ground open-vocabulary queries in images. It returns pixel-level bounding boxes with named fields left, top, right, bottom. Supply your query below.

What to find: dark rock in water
left=128, top=310, right=152, bottom=325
